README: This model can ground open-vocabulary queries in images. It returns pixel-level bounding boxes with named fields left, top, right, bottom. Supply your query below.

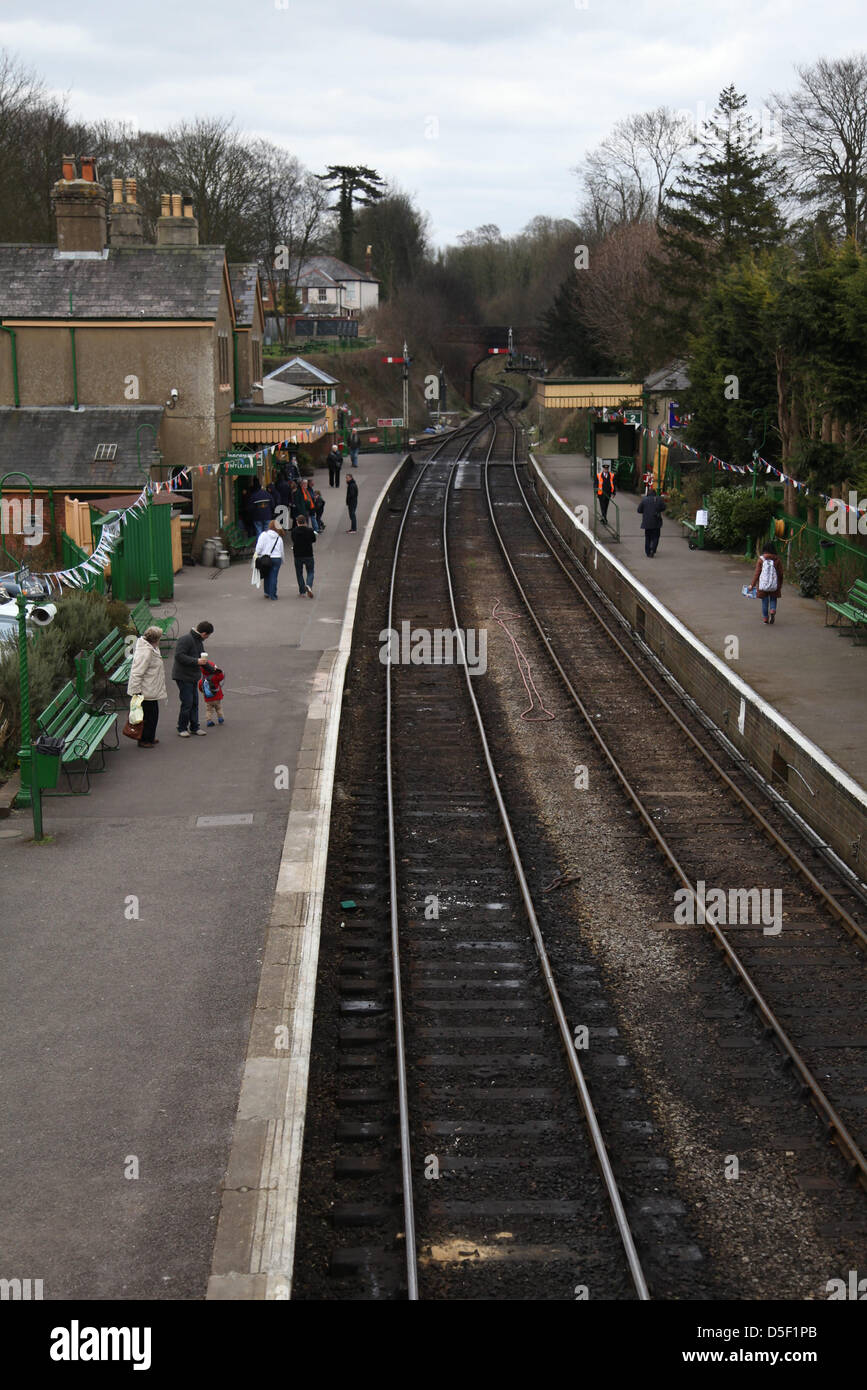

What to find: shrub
left=731, top=494, right=778, bottom=549
left=706, top=486, right=776, bottom=550
left=819, top=553, right=866, bottom=603
left=793, top=555, right=820, bottom=598
left=662, top=487, right=686, bottom=522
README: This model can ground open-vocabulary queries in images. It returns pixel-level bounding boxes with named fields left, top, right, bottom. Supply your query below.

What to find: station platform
left=0, top=455, right=400, bottom=1301
left=537, top=454, right=867, bottom=793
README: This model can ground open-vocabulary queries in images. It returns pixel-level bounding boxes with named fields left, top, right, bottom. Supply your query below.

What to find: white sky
left=2, top=0, right=865, bottom=246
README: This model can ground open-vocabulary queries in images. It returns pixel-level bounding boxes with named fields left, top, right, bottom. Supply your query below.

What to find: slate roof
left=0, top=406, right=164, bottom=487
left=228, top=262, right=259, bottom=326
left=263, top=357, right=339, bottom=388
left=0, top=245, right=227, bottom=320
left=306, top=254, right=378, bottom=284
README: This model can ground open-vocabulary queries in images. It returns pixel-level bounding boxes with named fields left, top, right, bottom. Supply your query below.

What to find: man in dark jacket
left=291, top=516, right=317, bottom=597
left=248, top=480, right=273, bottom=537
left=171, top=621, right=214, bottom=735
left=637, top=487, right=666, bottom=557
left=349, top=428, right=360, bottom=468
left=327, top=444, right=343, bottom=488
left=345, top=473, right=359, bottom=533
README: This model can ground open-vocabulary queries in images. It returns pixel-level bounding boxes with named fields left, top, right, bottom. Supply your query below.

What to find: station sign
left=376, top=418, right=404, bottom=427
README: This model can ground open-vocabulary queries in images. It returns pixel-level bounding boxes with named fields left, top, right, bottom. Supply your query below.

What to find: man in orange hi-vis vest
left=596, top=461, right=616, bottom=523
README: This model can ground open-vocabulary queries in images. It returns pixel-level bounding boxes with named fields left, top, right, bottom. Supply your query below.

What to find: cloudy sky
left=2, top=0, right=865, bottom=246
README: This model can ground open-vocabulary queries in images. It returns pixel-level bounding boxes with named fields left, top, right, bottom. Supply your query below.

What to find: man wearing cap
left=597, top=461, right=616, bottom=524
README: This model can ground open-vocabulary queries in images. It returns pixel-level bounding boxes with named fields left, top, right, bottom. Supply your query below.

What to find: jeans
left=760, top=593, right=777, bottom=619
left=350, top=449, right=358, bottom=468
left=176, top=679, right=200, bottom=732
left=644, top=527, right=660, bottom=556
left=253, top=518, right=270, bottom=538
left=141, top=699, right=159, bottom=743
left=347, top=503, right=357, bottom=532
left=295, top=556, right=314, bottom=593
left=264, top=557, right=282, bottom=598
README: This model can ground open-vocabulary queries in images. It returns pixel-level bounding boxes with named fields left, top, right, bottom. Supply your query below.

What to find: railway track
left=293, top=395, right=867, bottom=1300
left=473, top=420, right=867, bottom=1194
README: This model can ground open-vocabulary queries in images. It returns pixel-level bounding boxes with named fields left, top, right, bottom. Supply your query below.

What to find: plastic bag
left=129, top=693, right=144, bottom=724
left=741, top=585, right=757, bottom=599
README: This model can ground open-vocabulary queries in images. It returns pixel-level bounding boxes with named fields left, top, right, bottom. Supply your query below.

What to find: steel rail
left=479, top=418, right=867, bottom=1190
left=384, top=403, right=506, bottom=1299
left=442, top=424, right=651, bottom=1301
left=504, top=448, right=867, bottom=954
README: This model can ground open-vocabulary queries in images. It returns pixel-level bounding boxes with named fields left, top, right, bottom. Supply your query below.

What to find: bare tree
left=576, top=106, right=693, bottom=233
left=574, top=220, right=661, bottom=366
left=775, top=54, right=867, bottom=245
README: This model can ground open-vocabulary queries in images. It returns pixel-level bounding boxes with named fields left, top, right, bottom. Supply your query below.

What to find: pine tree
left=652, top=86, right=786, bottom=350
left=316, top=164, right=385, bottom=265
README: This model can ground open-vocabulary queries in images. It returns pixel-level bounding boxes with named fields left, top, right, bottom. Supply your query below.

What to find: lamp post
left=136, top=424, right=161, bottom=605
left=1, top=470, right=43, bottom=836
left=745, top=408, right=769, bottom=560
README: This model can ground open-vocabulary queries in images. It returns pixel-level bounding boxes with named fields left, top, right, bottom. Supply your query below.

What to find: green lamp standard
left=1, top=470, right=45, bottom=837
left=136, top=423, right=161, bottom=605
left=745, top=408, right=769, bottom=561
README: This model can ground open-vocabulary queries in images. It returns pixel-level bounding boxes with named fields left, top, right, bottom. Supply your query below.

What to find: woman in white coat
left=126, top=625, right=168, bottom=748
left=253, top=519, right=285, bottom=599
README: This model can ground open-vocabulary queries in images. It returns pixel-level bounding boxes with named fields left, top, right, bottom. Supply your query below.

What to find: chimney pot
left=160, top=193, right=171, bottom=217
left=111, top=177, right=123, bottom=204
left=125, top=178, right=138, bottom=205
left=182, top=195, right=194, bottom=219
left=171, top=193, right=182, bottom=217
left=61, top=156, right=77, bottom=181
left=80, top=156, right=97, bottom=183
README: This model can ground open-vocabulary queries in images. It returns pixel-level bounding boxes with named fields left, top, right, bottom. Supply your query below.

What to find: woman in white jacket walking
left=126, top=626, right=168, bottom=748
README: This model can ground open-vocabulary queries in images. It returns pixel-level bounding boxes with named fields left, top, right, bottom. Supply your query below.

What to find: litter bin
left=32, top=734, right=65, bottom=790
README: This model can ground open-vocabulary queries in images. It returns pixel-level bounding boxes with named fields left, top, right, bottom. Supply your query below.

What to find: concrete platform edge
left=206, top=455, right=410, bottom=1300
left=528, top=452, right=867, bottom=876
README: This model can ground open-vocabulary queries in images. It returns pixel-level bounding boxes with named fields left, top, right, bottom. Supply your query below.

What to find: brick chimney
left=108, top=177, right=145, bottom=247
left=156, top=191, right=199, bottom=247
left=52, top=156, right=108, bottom=254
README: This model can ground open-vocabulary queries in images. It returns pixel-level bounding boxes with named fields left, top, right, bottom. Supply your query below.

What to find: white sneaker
left=178, top=730, right=191, bottom=738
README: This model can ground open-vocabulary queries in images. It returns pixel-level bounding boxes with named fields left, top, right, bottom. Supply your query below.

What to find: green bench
left=94, top=627, right=134, bottom=687
left=131, top=597, right=177, bottom=644
left=36, top=682, right=118, bottom=793
left=74, top=649, right=95, bottom=703
left=825, top=578, right=867, bottom=643
left=221, top=521, right=254, bottom=558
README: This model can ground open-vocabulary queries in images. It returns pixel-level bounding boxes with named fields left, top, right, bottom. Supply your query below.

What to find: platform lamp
left=136, top=423, right=162, bottom=605
left=745, top=408, right=769, bottom=561
left=1, top=470, right=45, bottom=836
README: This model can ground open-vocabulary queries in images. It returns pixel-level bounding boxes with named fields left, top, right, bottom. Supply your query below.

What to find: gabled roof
left=263, top=357, right=339, bottom=388
left=0, top=406, right=164, bottom=487
left=644, top=360, right=690, bottom=393
left=305, top=254, right=378, bottom=284
left=0, top=245, right=228, bottom=320
left=228, top=262, right=261, bottom=327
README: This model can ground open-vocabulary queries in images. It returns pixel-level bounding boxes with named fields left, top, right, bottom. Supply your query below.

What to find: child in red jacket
left=198, top=661, right=226, bottom=726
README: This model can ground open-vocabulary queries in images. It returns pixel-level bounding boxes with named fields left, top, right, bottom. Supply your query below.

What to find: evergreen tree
left=538, top=275, right=617, bottom=375
left=651, top=86, right=786, bottom=353
left=316, top=164, right=385, bottom=265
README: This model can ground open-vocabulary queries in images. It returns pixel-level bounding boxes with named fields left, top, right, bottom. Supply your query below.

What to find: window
left=218, top=333, right=231, bottom=387
left=310, top=387, right=329, bottom=406
left=93, top=443, right=117, bottom=461
left=317, top=287, right=328, bottom=302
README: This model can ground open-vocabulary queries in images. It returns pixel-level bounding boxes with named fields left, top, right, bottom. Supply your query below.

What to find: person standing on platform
left=172, top=621, right=214, bottom=735
left=328, top=444, right=343, bottom=488
left=254, top=519, right=284, bottom=599
left=126, top=626, right=167, bottom=749
left=298, top=478, right=319, bottom=531
left=345, top=472, right=359, bottom=533
left=596, top=461, right=616, bottom=523
left=349, top=428, right=360, bottom=468
left=247, top=478, right=273, bottom=537
left=314, top=490, right=326, bottom=531
left=637, top=486, right=666, bottom=557
left=751, top=542, right=783, bottom=624
left=292, top=514, right=317, bottom=597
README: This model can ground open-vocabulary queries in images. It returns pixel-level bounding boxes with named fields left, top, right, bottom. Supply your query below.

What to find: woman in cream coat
left=126, top=625, right=168, bottom=748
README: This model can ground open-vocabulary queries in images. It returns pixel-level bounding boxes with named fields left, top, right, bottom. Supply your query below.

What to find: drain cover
left=195, top=813, right=254, bottom=827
